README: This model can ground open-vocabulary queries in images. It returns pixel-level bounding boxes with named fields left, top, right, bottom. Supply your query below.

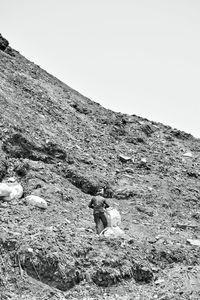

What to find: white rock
left=183, top=152, right=193, bottom=157
left=0, top=182, right=23, bottom=201
left=141, top=158, right=147, bottom=163
left=118, top=154, right=132, bottom=162
left=187, top=239, right=200, bottom=247
left=25, top=195, right=47, bottom=209
left=7, top=177, right=16, bottom=183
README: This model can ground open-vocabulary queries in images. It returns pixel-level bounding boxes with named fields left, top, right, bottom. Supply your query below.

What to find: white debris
left=7, top=177, right=16, bottom=183
left=105, top=207, right=121, bottom=227
left=118, top=154, right=132, bottom=162
left=183, top=152, right=193, bottom=157
left=155, top=278, right=165, bottom=285
left=0, top=181, right=23, bottom=201
left=141, top=158, right=147, bottom=163
left=101, top=226, right=125, bottom=238
left=187, top=239, right=200, bottom=247
left=25, top=195, right=48, bottom=209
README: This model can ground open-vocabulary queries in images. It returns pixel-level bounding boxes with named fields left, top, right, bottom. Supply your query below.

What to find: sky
left=1, top=0, right=200, bottom=138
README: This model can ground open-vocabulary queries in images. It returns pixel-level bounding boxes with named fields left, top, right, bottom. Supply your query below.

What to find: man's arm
left=88, top=198, right=94, bottom=208
left=103, top=199, right=109, bottom=208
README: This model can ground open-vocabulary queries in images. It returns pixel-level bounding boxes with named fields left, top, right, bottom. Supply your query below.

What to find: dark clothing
left=94, top=212, right=108, bottom=234
left=88, top=195, right=109, bottom=234
left=88, top=195, right=109, bottom=214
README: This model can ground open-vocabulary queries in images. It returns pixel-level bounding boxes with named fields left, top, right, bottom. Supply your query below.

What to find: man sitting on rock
left=88, top=188, right=109, bottom=234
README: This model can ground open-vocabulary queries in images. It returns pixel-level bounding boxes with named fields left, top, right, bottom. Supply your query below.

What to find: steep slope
left=0, top=34, right=200, bottom=299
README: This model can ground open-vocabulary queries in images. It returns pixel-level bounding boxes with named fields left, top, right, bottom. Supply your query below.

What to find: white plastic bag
left=0, top=182, right=23, bottom=201
left=102, top=226, right=125, bottom=238
left=105, top=207, right=121, bottom=227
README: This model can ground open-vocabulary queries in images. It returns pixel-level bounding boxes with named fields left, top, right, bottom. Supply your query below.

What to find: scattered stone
left=141, top=158, right=147, bottom=163
left=187, top=239, right=200, bottom=247
left=186, top=169, right=199, bottom=178
left=148, top=237, right=157, bottom=244
left=136, top=205, right=154, bottom=216
left=176, top=223, right=199, bottom=230
left=191, top=212, right=200, bottom=220
left=25, top=195, right=48, bottom=209
left=118, top=154, right=132, bottom=163
left=183, top=152, right=193, bottom=157
left=155, top=278, right=165, bottom=285
left=141, top=123, right=155, bottom=136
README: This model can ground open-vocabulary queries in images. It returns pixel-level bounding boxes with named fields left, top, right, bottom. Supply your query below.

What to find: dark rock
left=186, top=169, right=199, bottom=178
left=141, top=124, right=155, bottom=136
left=114, top=187, right=137, bottom=199
left=169, top=129, right=192, bottom=140
left=135, top=205, right=154, bottom=217
left=4, top=46, right=13, bottom=56
left=14, top=160, right=30, bottom=176
left=0, top=34, right=9, bottom=51
left=191, top=211, right=200, bottom=220
left=70, top=102, right=91, bottom=114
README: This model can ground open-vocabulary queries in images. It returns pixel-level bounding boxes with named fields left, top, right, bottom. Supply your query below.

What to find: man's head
left=96, top=188, right=104, bottom=196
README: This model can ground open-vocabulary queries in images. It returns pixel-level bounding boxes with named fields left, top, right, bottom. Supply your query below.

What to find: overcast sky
left=1, top=0, right=200, bottom=137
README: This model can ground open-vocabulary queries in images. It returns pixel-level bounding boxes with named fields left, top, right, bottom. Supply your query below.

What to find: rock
left=191, top=212, right=200, bottom=220
left=141, top=124, right=155, bottom=136
left=183, top=152, right=193, bottom=157
left=118, top=154, right=132, bottom=163
left=135, top=205, right=154, bottom=216
left=0, top=34, right=9, bottom=51
left=141, top=158, right=147, bottom=163
left=176, top=223, right=198, bottom=230
left=114, top=187, right=137, bottom=199
left=186, top=169, right=198, bottom=178
left=187, top=239, right=200, bottom=247
left=155, top=278, right=165, bottom=285
left=137, top=158, right=151, bottom=170
left=25, top=195, right=48, bottom=209
left=0, top=181, right=23, bottom=201
left=14, top=161, right=30, bottom=176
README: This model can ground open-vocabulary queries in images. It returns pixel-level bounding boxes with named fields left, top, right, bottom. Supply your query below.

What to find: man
left=88, top=188, right=109, bottom=234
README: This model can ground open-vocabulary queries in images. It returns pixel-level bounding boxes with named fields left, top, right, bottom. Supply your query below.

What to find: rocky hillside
left=0, top=34, right=200, bottom=300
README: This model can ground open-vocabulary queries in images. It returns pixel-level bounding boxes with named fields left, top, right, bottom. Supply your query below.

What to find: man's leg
left=94, top=213, right=102, bottom=234
left=100, top=212, right=108, bottom=229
